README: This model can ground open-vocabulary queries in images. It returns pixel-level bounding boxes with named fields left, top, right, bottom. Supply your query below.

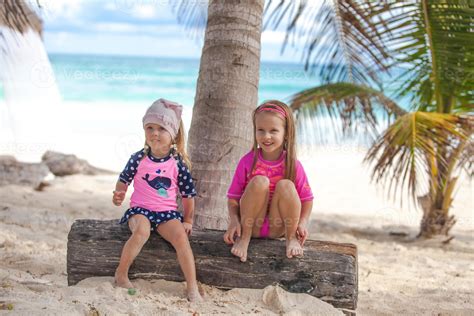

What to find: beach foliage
left=268, top=0, right=473, bottom=237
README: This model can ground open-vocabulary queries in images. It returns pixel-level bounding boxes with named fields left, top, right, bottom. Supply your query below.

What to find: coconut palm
left=181, top=0, right=265, bottom=230
left=175, top=0, right=472, bottom=236
left=265, top=0, right=473, bottom=237
left=0, top=0, right=42, bottom=35
left=178, top=0, right=473, bottom=237
left=8, top=0, right=471, bottom=237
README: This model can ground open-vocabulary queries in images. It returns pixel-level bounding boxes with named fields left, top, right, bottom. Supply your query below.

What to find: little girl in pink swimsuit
left=224, top=100, right=313, bottom=262
left=112, top=98, right=202, bottom=302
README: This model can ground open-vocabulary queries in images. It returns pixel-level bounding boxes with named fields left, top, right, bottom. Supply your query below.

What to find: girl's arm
left=297, top=200, right=313, bottom=245
left=114, top=150, right=143, bottom=206
left=228, top=198, right=240, bottom=222
left=182, top=197, right=195, bottom=224
left=182, top=197, right=195, bottom=235
left=224, top=199, right=241, bottom=245
left=112, top=181, right=128, bottom=206
left=299, top=200, right=313, bottom=224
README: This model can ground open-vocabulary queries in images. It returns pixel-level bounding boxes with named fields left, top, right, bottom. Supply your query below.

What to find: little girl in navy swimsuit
left=112, top=98, right=202, bottom=302
left=224, top=100, right=313, bottom=262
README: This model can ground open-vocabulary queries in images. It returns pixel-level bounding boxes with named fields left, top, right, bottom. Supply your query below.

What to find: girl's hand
left=296, top=220, right=309, bottom=246
left=223, top=219, right=241, bottom=245
left=183, top=222, right=193, bottom=236
left=112, top=190, right=126, bottom=206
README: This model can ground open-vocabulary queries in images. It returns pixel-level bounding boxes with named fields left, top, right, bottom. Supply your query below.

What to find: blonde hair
left=174, top=120, right=192, bottom=168
left=251, top=100, right=296, bottom=181
left=142, top=120, right=192, bottom=169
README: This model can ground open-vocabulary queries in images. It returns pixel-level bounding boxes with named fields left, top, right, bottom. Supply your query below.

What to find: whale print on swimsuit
left=142, top=169, right=171, bottom=197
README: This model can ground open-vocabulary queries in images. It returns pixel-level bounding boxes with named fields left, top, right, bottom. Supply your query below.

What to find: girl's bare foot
left=231, top=237, right=250, bottom=262
left=187, top=285, right=203, bottom=302
left=286, top=238, right=304, bottom=258
left=114, top=270, right=133, bottom=289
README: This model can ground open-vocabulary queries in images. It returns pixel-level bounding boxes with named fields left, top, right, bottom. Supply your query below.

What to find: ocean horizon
left=1, top=53, right=322, bottom=106
left=1, top=52, right=410, bottom=106
left=1, top=52, right=409, bottom=169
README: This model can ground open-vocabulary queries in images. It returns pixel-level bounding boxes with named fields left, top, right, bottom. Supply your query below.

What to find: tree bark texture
left=67, top=220, right=358, bottom=311
left=188, top=0, right=264, bottom=230
left=417, top=194, right=456, bottom=238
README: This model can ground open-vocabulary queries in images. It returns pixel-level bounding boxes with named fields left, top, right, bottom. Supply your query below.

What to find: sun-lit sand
left=0, top=140, right=472, bottom=314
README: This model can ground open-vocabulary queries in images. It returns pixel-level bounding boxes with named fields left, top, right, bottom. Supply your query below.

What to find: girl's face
left=144, top=123, right=172, bottom=157
left=255, top=111, right=286, bottom=160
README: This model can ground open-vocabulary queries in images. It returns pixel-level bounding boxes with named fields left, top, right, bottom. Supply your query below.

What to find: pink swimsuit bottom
left=259, top=215, right=270, bottom=238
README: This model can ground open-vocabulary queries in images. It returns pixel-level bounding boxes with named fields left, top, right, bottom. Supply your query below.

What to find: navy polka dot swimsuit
left=118, top=149, right=196, bottom=231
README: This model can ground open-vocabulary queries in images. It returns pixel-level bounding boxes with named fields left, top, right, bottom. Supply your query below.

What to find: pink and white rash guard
left=119, top=149, right=196, bottom=212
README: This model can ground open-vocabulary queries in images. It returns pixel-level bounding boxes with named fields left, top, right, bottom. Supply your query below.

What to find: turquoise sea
left=0, top=53, right=324, bottom=107
left=0, top=53, right=412, bottom=166
left=1, top=53, right=411, bottom=111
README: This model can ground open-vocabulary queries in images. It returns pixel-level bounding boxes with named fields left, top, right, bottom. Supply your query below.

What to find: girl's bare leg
left=115, top=214, right=151, bottom=288
left=231, top=175, right=269, bottom=262
left=157, top=219, right=203, bottom=302
left=268, top=179, right=303, bottom=258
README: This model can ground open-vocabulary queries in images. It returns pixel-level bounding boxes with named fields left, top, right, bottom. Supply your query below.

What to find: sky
left=36, top=0, right=310, bottom=63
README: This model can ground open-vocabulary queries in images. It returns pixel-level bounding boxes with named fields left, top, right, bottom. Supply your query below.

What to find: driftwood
left=0, top=155, right=49, bottom=187
left=67, top=219, right=358, bottom=311
left=41, top=151, right=113, bottom=176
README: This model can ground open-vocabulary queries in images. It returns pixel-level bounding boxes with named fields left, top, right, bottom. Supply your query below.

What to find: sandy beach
left=0, top=147, right=472, bottom=315
left=1, top=0, right=473, bottom=314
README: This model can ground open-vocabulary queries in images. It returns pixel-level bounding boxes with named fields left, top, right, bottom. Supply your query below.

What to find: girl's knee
left=275, top=179, right=297, bottom=195
left=170, top=230, right=189, bottom=247
left=248, top=175, right=270, bottom=191
left=132, top=226, right=151, bottom=243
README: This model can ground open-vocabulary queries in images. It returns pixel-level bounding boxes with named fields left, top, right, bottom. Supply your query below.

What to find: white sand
left=0, top=146, right=472, bottom=315
left=1, top=100, right=473, bottom=314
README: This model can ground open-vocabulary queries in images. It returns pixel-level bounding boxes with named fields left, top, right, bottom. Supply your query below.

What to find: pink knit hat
left=142, top=98, right=183, bottom=138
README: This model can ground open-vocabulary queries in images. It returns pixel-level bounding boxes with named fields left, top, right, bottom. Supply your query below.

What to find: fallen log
left=67, top=219, right=358, bottom=311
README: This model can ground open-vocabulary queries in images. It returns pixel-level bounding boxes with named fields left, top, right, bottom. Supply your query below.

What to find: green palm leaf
left=385, top=1, right=474, bottom=113
left=364, top=112, right=471, bottom=203
left=455, top=116, right=474, bottom=177
left=290, top=82, right=406, bottom=142
left=265, top=0, right=391, bottom=85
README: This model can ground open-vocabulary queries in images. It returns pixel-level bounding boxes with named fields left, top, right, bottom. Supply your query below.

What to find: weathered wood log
left=67, top=219, right=358, bottom=310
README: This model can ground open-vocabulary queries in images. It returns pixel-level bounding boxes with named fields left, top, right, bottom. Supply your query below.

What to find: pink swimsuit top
left=227, top=150, right=313, bottom=238
left=227, top=149, right=313, bottom=203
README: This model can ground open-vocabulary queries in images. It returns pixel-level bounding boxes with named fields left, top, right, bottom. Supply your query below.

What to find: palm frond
left=0, top=0, right=42, bottom=35
left=364, top=112, right=471, bottom=204
left=290, top=82, right=406, bottom=143
left=169, top=0, right=208, bottom=41
left=455, top=115, right=474, bottom=177
left=265, top=0, right=392, bottom=85
left=386, top=1, right=474, bottom=113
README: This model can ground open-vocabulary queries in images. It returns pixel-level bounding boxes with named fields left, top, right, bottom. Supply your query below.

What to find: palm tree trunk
left=188, top=0, right=264, bottom=230
left=417, top=148, right=457, bottom=238
left=418, top=194, right=456, bottom=238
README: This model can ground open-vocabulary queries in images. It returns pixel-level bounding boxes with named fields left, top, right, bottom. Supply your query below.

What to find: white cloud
left=110, top=0, right=172, bottom=20
left=261, top=30, right=286, bottom=45
left=130, top=4, right=159, bottom=19
left=43, top=30, right=203, bottom=58
left=94, top=23, right=138, bottom=33
left=43, top=28, right=305, bottom=64
left=84, top=22, right=189, bottom=37
left=38, top=0, right=85, bottom=22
